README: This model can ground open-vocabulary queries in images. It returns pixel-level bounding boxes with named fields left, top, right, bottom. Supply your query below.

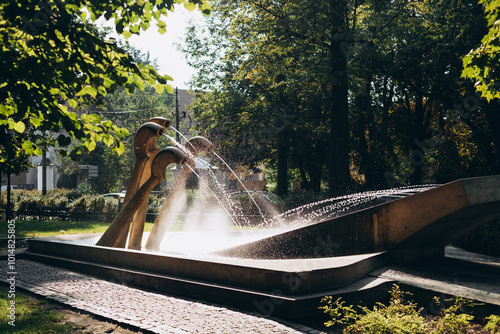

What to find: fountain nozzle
left=187, top=136, right=214, bottom=155
left=151, top=147, right=187, bottom=180
left=134, top=122, right=165, bottom=158
left=148, top=117, right=171, bottom=129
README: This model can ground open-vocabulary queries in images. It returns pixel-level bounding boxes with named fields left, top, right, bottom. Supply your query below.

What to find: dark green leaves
left=0, top=0, right=210, bottom=163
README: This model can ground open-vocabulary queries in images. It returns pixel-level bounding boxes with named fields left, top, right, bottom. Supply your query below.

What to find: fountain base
left=26, top=233, right=390, bottom=319
left=25, top=234, right=500, bottom=319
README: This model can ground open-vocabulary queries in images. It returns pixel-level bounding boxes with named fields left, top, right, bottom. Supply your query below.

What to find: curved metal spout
left=112, top=121, right=167, bottom=248
left=97, top=147, right=186, bottom=248
left=101, top=120, right=171, bottom=248
left=134, top=122, right=165, bottom=159
left=145, top=136, right=214, bottom=251
left=186, top=136, right=214, bottom=156
left=147, top=117, right=171, bottom=129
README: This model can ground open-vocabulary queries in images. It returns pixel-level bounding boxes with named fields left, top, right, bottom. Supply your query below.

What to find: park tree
left=347, top=0, right=490, bottom=186
left=185, top=0, right=496, bottom=194
left=462, top=0, right=500, bottom=101
left=183, top=0, right=351, bottom=195
left=0, top=0, right=210, bottom=169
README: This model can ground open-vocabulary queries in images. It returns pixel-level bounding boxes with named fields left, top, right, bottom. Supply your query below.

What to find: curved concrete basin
left=216, top=175, right=500, bottom=260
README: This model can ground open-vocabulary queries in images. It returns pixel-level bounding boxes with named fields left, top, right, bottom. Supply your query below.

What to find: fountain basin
left=27, top=233, right=388, bottom=295
left=218, top=175, right=500, bottom=260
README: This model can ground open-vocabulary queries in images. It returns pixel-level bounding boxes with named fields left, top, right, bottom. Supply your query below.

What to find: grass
left=0, top=285, right=77, bottom=333
left=0, top=219, right=155, bottom=250
left=0, top=219, right=154, bottom=239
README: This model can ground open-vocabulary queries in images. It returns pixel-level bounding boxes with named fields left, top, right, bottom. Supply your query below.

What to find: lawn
left=0, top=219, right=154, bottom=239
left=0, top=285, right=77, bottom=333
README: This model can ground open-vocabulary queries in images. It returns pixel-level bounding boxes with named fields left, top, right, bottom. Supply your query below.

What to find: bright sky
left=104, top=6, right=206, bottom=90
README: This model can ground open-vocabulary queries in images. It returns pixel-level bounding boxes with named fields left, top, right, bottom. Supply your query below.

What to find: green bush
left=0, top=189, right=25, bottom=210
left=68, top=194, right=107, bottom=212
left=319, top=285, right=499, bottom=334
left=15, top=191, right=43, bottom=211
left=346, top=285, right=428, bottom=334
left=485, top=315, right=500, bottom=333
left=147, top=194, right=165, bottom=213
left=102, top=197, right=120, bottom=213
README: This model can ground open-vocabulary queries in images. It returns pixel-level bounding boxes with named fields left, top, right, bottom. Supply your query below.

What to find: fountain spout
left=102, top=121, right=168, bottom=248
left=96, top=147, right=186, bottom=248
left=186, top=136, right=214, bottom=156
left=145, top=136, right=213, bottom=251
left=123, top=118, right=173, bottom=249
left=147, top=117, right=171, bottom=129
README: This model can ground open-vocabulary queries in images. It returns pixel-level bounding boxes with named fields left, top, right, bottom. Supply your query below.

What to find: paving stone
left=1, top=259, right=319, bottom=333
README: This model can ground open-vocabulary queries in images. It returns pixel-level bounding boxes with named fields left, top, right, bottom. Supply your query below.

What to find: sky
left=105, top=6, right=206, bottom=90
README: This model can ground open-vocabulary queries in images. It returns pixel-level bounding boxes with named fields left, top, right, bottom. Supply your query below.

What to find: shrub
left=344, top=285, right=429, bottom=334
left=69, top=194, right=109, bottom=213
left=45, top=194, right=69, bottom=210
left=320, top=285, right=499, bottom=334
left=102, top=197, right=120, bottom=213
left=318, top=296, right=359, bottom=329
left=428, top=296, right=477, bottom=333
left=15, top=191, right=44, bottom=211
left=68, top=195, right=93, bottom=212
left=147, top=194, right=165, bottom=213
left=485, top=315, right=500, bottom=334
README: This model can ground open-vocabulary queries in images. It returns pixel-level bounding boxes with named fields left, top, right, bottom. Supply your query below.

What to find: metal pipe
left=97, top=147, right=186, bottom=248
left=103, top=122, right=165, bottom=248
left=125, top=119, right=173, bottom=249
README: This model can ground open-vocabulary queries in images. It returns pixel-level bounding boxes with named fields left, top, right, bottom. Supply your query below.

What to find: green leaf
left=154, top=83, right=165, bottom=94
left=30, top=116, right=43, bottom=128
left=103, top=77, right=115, bottom=88
left=88, top=114, right=101, bottom=123
left=166, top=84, right=174, bottom=94
left=86, top=140, right=97, bottom=151
left=184, top=2, right=197, bottom=11
left=79, top=11, right=87, bottom=21
left=13, top=121, right=26, bottom=133
left=78, top=86, right=98, bottom=98
left=122, top=30, right=132, bottom=39
left=68, top=99, right=78, bottom=108
left=22, top=141, right=36, bottom=155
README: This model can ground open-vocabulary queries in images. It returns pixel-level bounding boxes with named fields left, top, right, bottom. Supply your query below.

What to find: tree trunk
left=410, top=92, right=425, bottom=185
left=276, top=130, right=289, bottom=196
left=327, top=0, right=350, bottom=195
left=328, top=41, right=350, bottom=195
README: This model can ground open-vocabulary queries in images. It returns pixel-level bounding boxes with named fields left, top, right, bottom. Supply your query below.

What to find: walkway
left=2, top=257, right=323, bottom=334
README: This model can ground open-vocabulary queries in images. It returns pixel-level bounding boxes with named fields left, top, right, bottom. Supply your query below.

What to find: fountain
left=25, top=119, right=500, bottom=320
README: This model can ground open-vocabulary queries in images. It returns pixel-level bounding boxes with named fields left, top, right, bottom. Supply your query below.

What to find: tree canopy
left=462, top=0, right=500, bottom=101
left=183, top=0, right=498, bottom=193
left=0, top=0, right=210, bottom=166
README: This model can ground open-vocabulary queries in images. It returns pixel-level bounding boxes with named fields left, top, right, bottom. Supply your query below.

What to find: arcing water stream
left=155, top=129, right=438, bottom=254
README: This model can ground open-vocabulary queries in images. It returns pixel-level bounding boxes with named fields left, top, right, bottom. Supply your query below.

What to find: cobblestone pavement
left=2, top=259, right=324, bottom=334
